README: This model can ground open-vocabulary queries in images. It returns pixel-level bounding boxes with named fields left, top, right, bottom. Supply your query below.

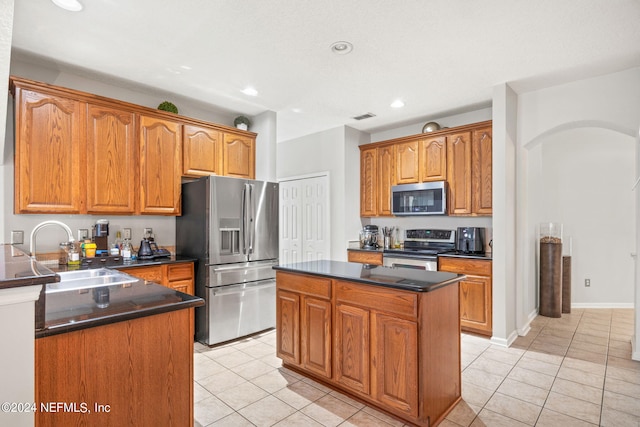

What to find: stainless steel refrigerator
left=176, top=175, right=279, bottom=345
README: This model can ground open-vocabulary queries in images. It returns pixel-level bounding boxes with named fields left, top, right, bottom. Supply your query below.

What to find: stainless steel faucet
left=29, top=220, right=75, bottom=257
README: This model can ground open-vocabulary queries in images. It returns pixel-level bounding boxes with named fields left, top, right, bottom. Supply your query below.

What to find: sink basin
left=47, top=268, right=139, bottom=293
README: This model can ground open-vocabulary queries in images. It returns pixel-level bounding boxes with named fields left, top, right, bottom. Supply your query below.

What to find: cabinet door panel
left=276, top=290, right=300, bottom=365
left=183, top=125, right=221, bottom=177
left=86, top=104, right=136, bottom=213
left=472, top=126, right=493, bottom=215
left=420, top=136, right=447, bottom=182
left=377, top=145, right=394, bottom=215
left=447, top=132, right=472, bottom=215
left=124, top=266, right=163, bottom=283
left=14, top=88, right=85, bottom=213
left=395, top=141, right=419, bottom=184
left=139, top=115, right=182, bottom=215
left=301, top=297, right=331, bottom=378
left=334, top=303, right=370, bottom=394
left=459, top=275, right=492, bottom=333
left=360, top=148, right=377, bottom=216
left=371, top=313, right=418, bottom=417
left=222, top=133, right=255, bottom=178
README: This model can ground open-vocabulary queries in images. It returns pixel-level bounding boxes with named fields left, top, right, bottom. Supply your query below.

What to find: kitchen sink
left=47, top=268, right=139, bottom=293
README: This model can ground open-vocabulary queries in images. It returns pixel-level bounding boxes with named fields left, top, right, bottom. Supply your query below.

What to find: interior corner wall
left=491, top=83, right=518, bottom=345
left=252, top=110, right=277, bottom=182
left=0, top=0, right=15, bottom=241
left=276, top=126, right=348, bottom=261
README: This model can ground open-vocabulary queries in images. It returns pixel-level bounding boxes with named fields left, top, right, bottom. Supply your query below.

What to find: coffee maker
left=456, top=227, right=486, bottom=254
left=93, top=219, right=109, bottom=255
left=360, top=225, right=380, bottom=249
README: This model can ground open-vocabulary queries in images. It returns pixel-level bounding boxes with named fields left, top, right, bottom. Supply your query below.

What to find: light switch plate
left=123, top=228, right=132, bottom=240
left=11, top=230, right=24, bottom=245
left=78, top=229, right=89, bottom=241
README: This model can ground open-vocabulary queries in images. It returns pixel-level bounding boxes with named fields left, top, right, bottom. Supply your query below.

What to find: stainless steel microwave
left=391, top=181, right=447, bottom=215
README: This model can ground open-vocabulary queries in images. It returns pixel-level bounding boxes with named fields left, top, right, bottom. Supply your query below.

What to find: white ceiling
left=10, top=0, right=640, bottom=142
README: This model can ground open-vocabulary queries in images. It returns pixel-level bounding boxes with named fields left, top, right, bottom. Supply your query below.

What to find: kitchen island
left=0, top=245, right=203, bottom=427
left=273, top=260, right=464, bottom=427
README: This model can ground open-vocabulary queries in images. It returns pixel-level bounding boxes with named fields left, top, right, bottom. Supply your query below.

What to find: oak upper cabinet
left=139, top=115, right=182, bottom=215
left=447, top=131, right=473, bottom=215
left=447, top=122, right=492, bottom=216
left=222, top=132, right=255, bottom=179
left=12, top=81, right=86, bottom=214
left=360, top=147, right=377, bottom=216
left=472, top=125, right=493, bottom=215
left=86, top=103, right=137, bottom=214
left=183, top=124, right=222, bottom=177
left=438, top=256, right=492, bottom=336
left=419, top=136, right=447, bottom=182
left=395, top=140, right=419, bottom=184
left=377, top=145, right=395, bottom=215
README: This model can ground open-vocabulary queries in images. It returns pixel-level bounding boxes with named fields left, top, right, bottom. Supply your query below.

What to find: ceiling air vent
left=352, top=112, right=376, bottom=121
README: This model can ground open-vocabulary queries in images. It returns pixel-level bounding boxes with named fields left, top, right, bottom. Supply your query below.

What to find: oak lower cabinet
left=118, top=261, right=195, bottom=295
left=347, top=249, right=383, bottom=265
left=35, top=309, right=194, bottom=427
left=276, top=272, right=332, bottom=378
left=276, top=269, right=461, bottom=427
left=438, top=256, right=492, bottom=336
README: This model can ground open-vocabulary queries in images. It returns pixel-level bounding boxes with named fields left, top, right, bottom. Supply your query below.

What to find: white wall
left=513, top=67, right=640, bottom=355
left=253, top=110, right=277, bottom=182
left=277, top=126, right=365, bottom=261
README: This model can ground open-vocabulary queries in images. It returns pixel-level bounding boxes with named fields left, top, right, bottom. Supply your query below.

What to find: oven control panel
left=405, top=229, right=453, bottom=241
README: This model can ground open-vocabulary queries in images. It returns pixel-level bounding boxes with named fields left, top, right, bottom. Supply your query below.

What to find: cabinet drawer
left=347, top=250, right=383, bottom=265
left=335, top=281, right=418, bottom=319
left=438, top=257, right=492, bottom=276
left=165, top=262, right=194, bottom=281
left=168, top=279, right=194, bottom=295
left=276, top=271, right=331, bottom=299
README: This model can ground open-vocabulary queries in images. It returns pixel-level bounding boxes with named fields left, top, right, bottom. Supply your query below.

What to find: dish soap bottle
left=122, top=239, right=133, bottom=263
left=67, top=242, right=80, bottom=267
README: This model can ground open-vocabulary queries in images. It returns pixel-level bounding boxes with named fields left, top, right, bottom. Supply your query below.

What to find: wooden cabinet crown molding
left=9, top=75, right=257, bottom=138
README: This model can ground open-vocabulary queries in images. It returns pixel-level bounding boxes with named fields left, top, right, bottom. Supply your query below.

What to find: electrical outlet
left=123, top=228, right=132, bottom=240
left=11, top=230, right=24, bottom=245
left=143, top=228, right=152, bottom=237
left=585, top=279, right=591, bottom=287
left=78, top=229, right=89, bottom=241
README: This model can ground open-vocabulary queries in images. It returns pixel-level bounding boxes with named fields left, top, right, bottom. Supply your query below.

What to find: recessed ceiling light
left=292, top=108, right=302, bottom=113
left=330, top=41, right=353, bottom=55
left=51, top=0, right=83, bottom=12
left=390, top=100, right=405, bottom=108
left=241, top=87, right=258, bottom=96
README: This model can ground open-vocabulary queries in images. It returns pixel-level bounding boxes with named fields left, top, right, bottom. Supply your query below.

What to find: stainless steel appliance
left=176, top=175, right=279, bottom=345
left=391, top=181, right=447, bottom=215
left=456, top=227, right=486, bottom=254
left=383, top=229, right=455, bottom=270
left=359, top=225, right=380, bottom=249
left=93, top=219, right=109, bottom=255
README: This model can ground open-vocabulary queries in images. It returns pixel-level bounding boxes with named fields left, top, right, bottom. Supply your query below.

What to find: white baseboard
left=633, top=335, right=640, bottom=362
left=490, top=330, right=518, bottom=348
left=517, top=308, right=538, bottom=336
left=571, top=303, right=634, bottom=309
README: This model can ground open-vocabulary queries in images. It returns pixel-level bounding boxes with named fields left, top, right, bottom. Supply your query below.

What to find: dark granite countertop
left=347, top=247, right=383, bottom=253
left=274, top=260, right=463, bottom=292
left=37, top=276, right=203, bottom=338
left=0, top=244, right=59, bottom=289
left=438, top=252, right=493, bottom=260
left=48, top=255, right=197, bottom=273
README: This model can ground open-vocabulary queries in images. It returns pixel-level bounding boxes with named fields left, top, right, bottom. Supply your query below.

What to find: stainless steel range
left=383, top=229, right=456, bottom=270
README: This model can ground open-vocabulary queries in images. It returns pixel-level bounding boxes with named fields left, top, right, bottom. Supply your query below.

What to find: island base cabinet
left=277, top=270, right=461, bottom=427
left=35, top=309, right=194, bottom=427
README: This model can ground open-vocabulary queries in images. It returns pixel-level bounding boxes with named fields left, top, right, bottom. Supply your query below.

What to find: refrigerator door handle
left=249, top=183, right=255, bottom=256
left=242, top=183, right=250, bottom=256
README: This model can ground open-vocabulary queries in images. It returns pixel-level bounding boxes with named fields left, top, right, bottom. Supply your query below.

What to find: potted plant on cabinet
left=234, top=115, right=251, bottom=131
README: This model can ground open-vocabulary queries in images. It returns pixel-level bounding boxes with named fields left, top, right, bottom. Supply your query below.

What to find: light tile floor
left=193, top=308, right=640, bottom=426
